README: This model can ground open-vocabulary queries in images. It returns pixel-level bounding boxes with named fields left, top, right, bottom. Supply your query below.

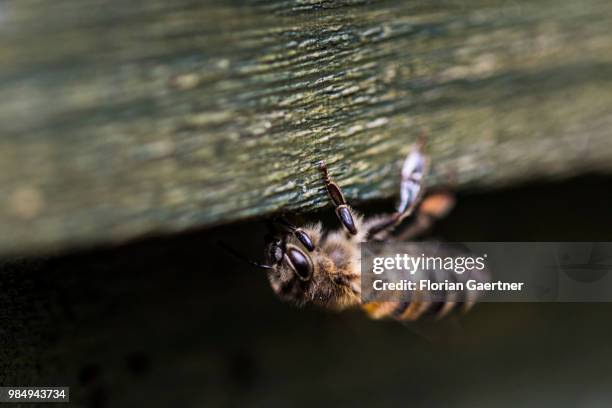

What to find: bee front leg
left=319, top=162, right=358, bottom=235
left=272, top=216, right=316, bottom=251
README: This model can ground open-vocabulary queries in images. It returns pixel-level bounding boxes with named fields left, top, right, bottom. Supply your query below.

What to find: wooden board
left=1, top=0, right=612, bottom=255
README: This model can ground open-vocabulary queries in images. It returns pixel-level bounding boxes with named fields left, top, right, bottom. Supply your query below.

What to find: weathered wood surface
left=1, top=0, right=612, bottom=255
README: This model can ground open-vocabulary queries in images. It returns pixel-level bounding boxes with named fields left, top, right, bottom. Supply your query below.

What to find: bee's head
left=220, top=223, right=356, bottom=309
left=265, top=231, right=315, bottom=305
left=264, top=225, right=340, bottom=307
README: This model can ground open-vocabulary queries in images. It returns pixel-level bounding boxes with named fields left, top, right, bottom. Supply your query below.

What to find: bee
left=223, top=139, right=488, bottom=321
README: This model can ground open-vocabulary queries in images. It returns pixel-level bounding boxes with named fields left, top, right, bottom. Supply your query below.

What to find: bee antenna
left=217, top=241, right=274, bottom=270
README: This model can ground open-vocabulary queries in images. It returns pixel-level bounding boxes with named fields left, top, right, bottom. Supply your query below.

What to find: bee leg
left=318, top=161, right=358, bottom=235
left=272, top=216, right=316, bottom=251
left=393, top=190, right=456, bottom=241
left=366, top=140, right=428, bottom=239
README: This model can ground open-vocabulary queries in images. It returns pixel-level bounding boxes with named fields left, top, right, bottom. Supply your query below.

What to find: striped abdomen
left=362, top=298, right=475, bottom=321
left=361, top=255, right=490, bottom=321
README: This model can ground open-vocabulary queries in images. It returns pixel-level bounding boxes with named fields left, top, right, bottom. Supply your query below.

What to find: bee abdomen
left=362, top=298, right=472, bottom=321
left=362, top=268, right=487, bottom=321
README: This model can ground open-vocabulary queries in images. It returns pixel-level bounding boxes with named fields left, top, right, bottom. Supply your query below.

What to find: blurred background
left=2, top=175, right=611, bottom=407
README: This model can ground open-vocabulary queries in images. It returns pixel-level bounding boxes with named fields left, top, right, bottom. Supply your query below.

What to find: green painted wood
left=1, top=0, right=612, bottom=255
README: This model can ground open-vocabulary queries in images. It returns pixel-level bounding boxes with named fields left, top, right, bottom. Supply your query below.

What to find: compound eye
left=286, top=247, right=313, bottom=281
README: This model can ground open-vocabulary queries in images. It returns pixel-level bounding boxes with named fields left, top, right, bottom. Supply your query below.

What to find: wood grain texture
left=1, top=0, right=612, bottom=255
